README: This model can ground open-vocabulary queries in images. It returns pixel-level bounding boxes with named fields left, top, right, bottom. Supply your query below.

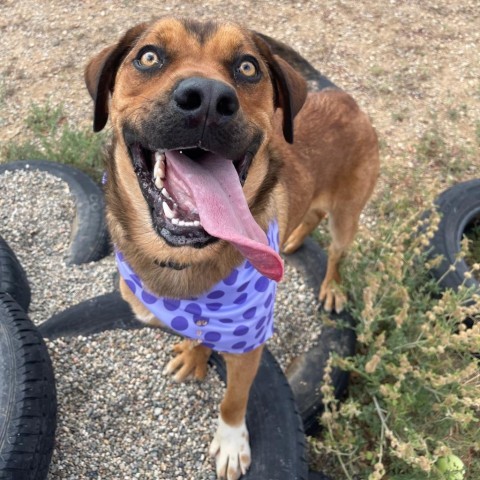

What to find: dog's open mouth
left=128, top=141, right=284, bottom=281
left=129, top=143, right=253, bottom=247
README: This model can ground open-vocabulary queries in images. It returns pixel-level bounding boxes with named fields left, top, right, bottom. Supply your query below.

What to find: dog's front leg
left=210, top=345, right=263, bottom=480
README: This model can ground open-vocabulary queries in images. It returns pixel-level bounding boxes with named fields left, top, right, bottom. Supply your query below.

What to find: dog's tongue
left=166, top=150, right=283, bottom=281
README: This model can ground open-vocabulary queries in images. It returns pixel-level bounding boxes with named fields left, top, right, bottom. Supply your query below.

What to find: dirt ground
left=1, top=0, right=479, bottom=199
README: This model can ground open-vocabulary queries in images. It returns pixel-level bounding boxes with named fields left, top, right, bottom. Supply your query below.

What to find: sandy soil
left=1, top=1, right=479, bottom=198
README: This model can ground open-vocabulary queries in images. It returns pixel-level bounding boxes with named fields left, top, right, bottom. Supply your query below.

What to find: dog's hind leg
left=210, top=345, right=263, bottom=480
left=319, top=205, right=360, bottom=313
left=282, top=206, right=326, bottom=254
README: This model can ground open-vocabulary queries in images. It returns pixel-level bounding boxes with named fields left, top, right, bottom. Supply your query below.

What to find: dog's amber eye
left=139, top=51, right=159, bottom=68
left=238, top=61, right=257, bottom=78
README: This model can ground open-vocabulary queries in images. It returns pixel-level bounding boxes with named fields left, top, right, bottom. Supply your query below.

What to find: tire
left=427, top=179, right=480, bottom=294
left=38, top=291, right=144, bottom=340
left=0, top=293, right=57, bottom=480
left=0, top=236, right=31, bottom=312
left=39, top=292, right=308, bottom=479
left=0, top=160, right=110, bottom=265
left=284, top=237, right=356, bottom=435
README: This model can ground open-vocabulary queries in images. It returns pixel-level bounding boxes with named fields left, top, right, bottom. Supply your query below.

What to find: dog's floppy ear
left=84, top=22, right=150, bottom=132
left=252, top=33, right=308, bottom=144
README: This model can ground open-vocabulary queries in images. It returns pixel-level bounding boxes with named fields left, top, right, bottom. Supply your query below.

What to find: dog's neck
left=154, top=259, right=190, bottom=270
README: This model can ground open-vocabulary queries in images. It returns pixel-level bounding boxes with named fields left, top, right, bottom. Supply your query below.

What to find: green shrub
left=312, top=198, right=480, bottom=479
left=1, top=101, right=106, bottom=180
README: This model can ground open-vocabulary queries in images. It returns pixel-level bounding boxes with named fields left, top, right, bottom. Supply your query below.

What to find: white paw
left=209, top=416, right=251, bottom=480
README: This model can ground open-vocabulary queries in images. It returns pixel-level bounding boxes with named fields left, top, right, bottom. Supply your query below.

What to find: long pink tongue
left=166, top=150, right=283, bottom=281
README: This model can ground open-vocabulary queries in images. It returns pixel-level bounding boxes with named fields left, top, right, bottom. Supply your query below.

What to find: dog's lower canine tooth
left=162, top=201, right=174, bottom=219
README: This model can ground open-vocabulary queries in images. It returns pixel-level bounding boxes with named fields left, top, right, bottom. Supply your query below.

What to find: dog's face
left=85, top=18, right=306, bottom=268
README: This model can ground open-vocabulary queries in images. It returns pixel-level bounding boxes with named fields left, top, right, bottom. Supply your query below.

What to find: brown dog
left=85, top=17, right=379, bottom=479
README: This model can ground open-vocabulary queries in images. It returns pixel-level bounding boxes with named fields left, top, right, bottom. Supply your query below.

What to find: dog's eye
left=238, top=61, right=257, bottom=77
left=235, top=57, right=261, bottom=83
left=133, top=47, right=164, bottom=71
left=139, top=51, right=159, bottom=68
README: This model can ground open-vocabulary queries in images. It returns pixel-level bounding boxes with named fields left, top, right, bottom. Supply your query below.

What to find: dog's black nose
left=173, top=77, right=239, bottom=124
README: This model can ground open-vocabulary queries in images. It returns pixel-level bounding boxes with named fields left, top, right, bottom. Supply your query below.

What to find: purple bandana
left=116, top=222, right=279, bottom=353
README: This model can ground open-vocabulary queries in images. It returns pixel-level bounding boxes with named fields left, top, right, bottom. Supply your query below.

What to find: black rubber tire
left=0, top=160, right=110, bottom=265
left=39, top=292, right=308, bottom=479
left=284, top=237, right=356, bottom=436
left=38, top=291, right=144, bottom=339
left=0, top=292, right=57, bottom=480
left=0, top=236, right=31, bottom=313
left=427, top=179, right=480, bottom=294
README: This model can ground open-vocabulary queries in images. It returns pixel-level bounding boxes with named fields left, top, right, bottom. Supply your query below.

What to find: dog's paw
left=209, top=417, right=251, bottom=480
left=282, top=234, right=303, bottom=255
left=319, top=280, right=346, bottom=313
left=163, top=340, right=210, bottom=382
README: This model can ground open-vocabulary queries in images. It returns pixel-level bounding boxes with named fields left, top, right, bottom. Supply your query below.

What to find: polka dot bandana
left=115, top=221, right=280, bottom=353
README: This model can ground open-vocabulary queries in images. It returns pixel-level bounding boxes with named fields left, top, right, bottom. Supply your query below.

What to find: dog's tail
left=255, top=32, right=340, bottom=92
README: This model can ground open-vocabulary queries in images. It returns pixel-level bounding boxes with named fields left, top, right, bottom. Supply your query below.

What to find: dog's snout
left=173, top=77, right=239, bottom=123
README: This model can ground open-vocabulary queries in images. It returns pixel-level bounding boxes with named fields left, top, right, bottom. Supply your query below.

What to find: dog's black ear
left=85, top=22, right=150, bottom=132
left=252, top=34, right=308, bottom=144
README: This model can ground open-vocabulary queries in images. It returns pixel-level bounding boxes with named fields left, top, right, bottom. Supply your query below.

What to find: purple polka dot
left=234, top=293, right=248, bottom=305
left=232, top=341, right=247, bottom=350
left=141, top=290, right=157, bottom=304
left=264, top=293, right=273, bottom=308
left=243, top=307, right=256, bottom=319
left=207, top=290, right=225, bottom=299
left=185, top=303, right=202, bottom=316
left=244, top=261, right=253, bottom=270
left=163, top=298, right=180, bottom=311
left=255, top=326, right=265, bottom=339
left=256, top=316, right=266, bottom=330
left=243, top=345, right=256, bottom=353
left=202, top=342, right=215, bottom=349
left=206, top=303, right=222, bottom=311
left=205, top=331, right=222, bottom=342
left=237, top=281, right=250, bottom=292
left=219, top=318, right=233, bottom=324
left=124, top=279, right=136, bottom=293
left=234, top=325, right=249, bottom=336
left=223, top=268, right=239, bottom=286
left=130, top=274, right=142, bottom=287
left=171, top=316, right=188, bottom=331
left=254, top=276, right=269, bottom=293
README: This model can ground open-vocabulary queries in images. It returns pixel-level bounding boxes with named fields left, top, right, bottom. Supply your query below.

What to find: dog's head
left=85, top=18, right=306, bottom=279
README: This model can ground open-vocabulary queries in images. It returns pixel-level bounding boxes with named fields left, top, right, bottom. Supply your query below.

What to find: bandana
left=116, top=221, right=279, bottom=353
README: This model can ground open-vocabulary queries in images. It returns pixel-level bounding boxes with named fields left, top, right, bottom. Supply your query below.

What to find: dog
left=85, top=17, right=379, bottom=480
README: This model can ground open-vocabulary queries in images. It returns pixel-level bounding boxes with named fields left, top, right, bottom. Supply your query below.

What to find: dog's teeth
left=162, top=201, right=174, bottom=219
left=154, top=152, right=165, bottom=179
left=193, top=220, right=200, bottom=227
left=178, top=220, right=186, bottom=226
left=172, top=218, right=179, bottom=225
left=161, top=188, right=172, bottom=200
left=155, top=176, right=164, bottom=189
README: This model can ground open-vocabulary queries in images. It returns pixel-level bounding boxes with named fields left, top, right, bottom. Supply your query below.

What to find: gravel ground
left=0, top=169, right=321, bottom=478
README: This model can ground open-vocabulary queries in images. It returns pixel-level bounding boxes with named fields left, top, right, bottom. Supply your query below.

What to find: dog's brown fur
left=85, top=17, right=379, bottom=479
